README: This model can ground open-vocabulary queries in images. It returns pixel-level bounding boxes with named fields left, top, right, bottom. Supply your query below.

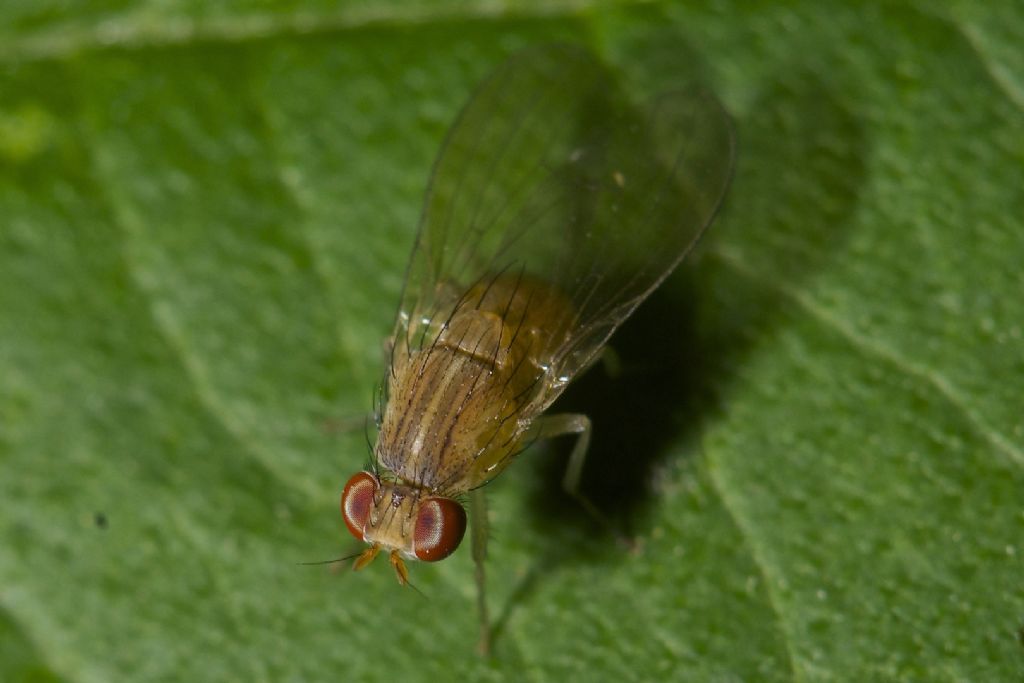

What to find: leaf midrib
left=0, top=2, right=590, bottom=64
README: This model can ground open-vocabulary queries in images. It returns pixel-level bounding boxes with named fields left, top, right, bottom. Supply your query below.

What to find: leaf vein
left=0, top=3, right=590, bottom=63
left=702, top=457, right=803, bottom=681
left=712, top=246, right=1024, bottom=469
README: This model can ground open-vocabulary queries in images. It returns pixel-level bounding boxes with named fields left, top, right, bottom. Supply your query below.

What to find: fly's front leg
left=530, top=413, right=626, bottom=541
left=469, top=487, right=492, bottom=656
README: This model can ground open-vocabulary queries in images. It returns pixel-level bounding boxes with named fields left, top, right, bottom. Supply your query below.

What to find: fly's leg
left=532, top=413, right=595, bottom=516
left=321, top=334, right=391, bottom=436
left=530, top=413, right=628, bottom=543
left=599, top=345, right=622, bottom=378
left=321, top=414, right=370, bottom=434
left=469, top=487, right=492, bottom=656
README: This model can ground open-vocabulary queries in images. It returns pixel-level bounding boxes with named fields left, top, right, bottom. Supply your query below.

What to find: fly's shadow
left=526, top=268, right=713, bottom=547
left=518, top=64, right=868, bottom=567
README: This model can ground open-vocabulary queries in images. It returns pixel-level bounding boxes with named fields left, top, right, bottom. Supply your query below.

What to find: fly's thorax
left=377, top=319, right=530, bottom=492
left=340, top=472, right=466, bottom=564
left=379, top=276, right=578, bottom=493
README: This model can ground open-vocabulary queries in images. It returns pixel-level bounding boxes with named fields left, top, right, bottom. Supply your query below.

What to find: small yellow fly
left=338, top=44, right=735, bottom=653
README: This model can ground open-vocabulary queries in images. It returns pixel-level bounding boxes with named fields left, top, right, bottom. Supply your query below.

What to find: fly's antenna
left=297, top=551, right=363, bottom=567
left=405, top=578, right=427, bottom=599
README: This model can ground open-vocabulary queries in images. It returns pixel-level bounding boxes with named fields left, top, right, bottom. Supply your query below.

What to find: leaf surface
left=1, top=2, right=1021, bottom=680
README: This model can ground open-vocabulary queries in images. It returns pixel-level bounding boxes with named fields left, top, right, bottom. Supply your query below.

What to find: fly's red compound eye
left=413, top=497, right=466, bottom=562
left=341, top=472, right=378, bottom=541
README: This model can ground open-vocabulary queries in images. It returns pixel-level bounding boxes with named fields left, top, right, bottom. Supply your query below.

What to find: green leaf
left=1, top=2, right=1022, bottom=680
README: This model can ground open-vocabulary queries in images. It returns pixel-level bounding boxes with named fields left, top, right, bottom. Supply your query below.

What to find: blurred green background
left=1, top=1, right=1022, bottom=680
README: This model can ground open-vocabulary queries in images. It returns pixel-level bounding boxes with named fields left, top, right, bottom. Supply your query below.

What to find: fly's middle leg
left=532, top=413, right=593, bottom=511
left=530, top=413, right=630, bottom=546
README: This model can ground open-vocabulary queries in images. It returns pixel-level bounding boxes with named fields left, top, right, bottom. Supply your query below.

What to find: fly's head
left=340, top=471, right=467, bottom=585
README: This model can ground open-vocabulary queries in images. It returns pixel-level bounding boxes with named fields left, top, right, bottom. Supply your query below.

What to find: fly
left=337, top=43, right=736, bottom=653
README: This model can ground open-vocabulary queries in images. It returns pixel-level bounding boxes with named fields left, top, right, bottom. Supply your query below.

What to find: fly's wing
left=390, top=44, right=735, bottom=418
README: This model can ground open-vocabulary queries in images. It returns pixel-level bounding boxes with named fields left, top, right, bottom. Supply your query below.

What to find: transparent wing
left=391, top=44, right=735, bottom=417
